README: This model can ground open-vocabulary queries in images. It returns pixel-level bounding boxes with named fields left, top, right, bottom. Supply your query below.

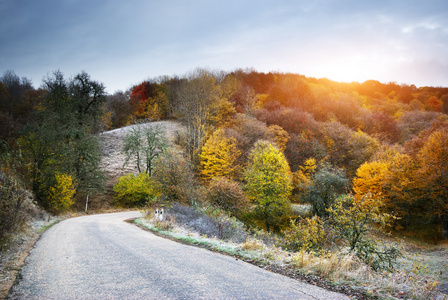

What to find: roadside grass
left=135, top=208, right=447, bottom=300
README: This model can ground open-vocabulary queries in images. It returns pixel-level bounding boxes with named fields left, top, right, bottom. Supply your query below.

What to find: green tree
left=244, top=141, right=292, bottom=232
left=123, top=124, right=168, bottom=175
left=19, top=70, right=105, bottom=211
left=302, top=163, right=349, bottom=217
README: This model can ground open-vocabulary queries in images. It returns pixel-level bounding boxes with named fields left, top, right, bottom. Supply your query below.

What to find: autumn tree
left=130, top=81, right=168, bottom=120
left=353, top=161, right=390, bottom=202
left=176, top=69, right=235, bottom=164
left=48, top=173, right=76, bottom=214
left=291, top=158, right=317, bottom=199
left=226, top=114, right=275, bottom=168
left=397, top=111, right=441, bottom=142
left=206, top=177, right=249, bottom=217
left=285, top=132, right=326, bottom=172
left=199, top=129, right=240, bottom=182
left=362, top=111, right=400, bottom=144
left=321, top=122, right=379, bottom=178
left=105, top=90, right=133, bottom=129
left=244, top=141, right=292, bottom=232
left=267, top=125, right=290, bottom=152
left=152, top=149, right=198, bottom=204
left=415, top=129, right=448, bottom=238
left=0, top=70, right=33, bottom=118
left=0, top=71, right=34, bottom=139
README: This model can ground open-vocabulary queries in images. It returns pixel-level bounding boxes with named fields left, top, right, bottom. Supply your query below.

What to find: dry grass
left=241, top=238, right=264, bottom=251
left=137, top=209, right=448, bottom=299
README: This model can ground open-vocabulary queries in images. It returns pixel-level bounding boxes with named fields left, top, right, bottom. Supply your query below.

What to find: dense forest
left=1, top=68, right=448, bottom=252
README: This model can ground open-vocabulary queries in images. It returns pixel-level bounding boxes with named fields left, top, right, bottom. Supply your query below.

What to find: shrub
left=206, top=177, right=249, bottom=217
left=327, top=195, right=402, bottom=271
left=48, top=173, right=76, bottom=214
left=168, top=203, right=247, bottom=242
left=152, top=149, right=199, bottom=205
left=113, top=173, right=159, bottom=207
left=283, top=216, right=325, bottom=252
left=0, top=172, right=27, bottom=249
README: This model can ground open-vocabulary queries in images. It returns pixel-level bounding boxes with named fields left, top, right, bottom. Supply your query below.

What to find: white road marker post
left=85, top=194, right=89, bottom=213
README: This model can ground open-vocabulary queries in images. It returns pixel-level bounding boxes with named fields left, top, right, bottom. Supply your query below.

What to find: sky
left=1, top=0, right=447, bottom=94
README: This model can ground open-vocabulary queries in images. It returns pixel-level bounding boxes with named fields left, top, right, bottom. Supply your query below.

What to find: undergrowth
left=135, top=205, right=447, bottom=300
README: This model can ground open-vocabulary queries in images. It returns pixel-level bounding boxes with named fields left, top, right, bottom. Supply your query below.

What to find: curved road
left=9, top=212, right=348, bottom=299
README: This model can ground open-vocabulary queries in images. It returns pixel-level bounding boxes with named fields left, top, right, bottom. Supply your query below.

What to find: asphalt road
left=9, top=212, right=349, bottom=299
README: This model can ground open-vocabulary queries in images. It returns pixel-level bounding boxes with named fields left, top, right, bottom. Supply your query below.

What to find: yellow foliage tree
left=244, top=141, right=292, bottom=232
left=48, top=174, right=76, bottom=214
left=416, top=130, right=448, bottom=237
left=292, top=158, right=316, bottom=196
left=199, top=129, right=240, bottom=182
left=353, top=161, right=390, bottom=207
left=353, top=151, right=418, bottom=230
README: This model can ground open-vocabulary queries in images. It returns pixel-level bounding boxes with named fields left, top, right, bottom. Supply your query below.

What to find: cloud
left=1, top=0, right=448, bottom=92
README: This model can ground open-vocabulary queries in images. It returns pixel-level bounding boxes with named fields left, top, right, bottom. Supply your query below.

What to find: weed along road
left=9, top=212, right=349, bottom=299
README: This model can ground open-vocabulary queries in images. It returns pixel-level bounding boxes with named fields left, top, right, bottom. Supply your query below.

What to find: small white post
left=85, top=194, right=89, bottom=213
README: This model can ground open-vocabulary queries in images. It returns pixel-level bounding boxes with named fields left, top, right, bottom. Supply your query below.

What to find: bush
left=113, top=173, right=159, bottom=207
left=153, top=149, right=200, bottom=205
left=48, top=173, right=76, bottom=214
left=0, top=172, right=27, bottom=249
left=283, top=216, right=325, bottom=252
left=206, top=177, right=249, bottom=217
left=168, top=203, right=247, bottom=242
left=327, top=195, right=402, bottom=271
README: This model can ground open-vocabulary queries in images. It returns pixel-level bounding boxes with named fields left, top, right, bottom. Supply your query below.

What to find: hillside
left=92, top=120, right=185, bottom=209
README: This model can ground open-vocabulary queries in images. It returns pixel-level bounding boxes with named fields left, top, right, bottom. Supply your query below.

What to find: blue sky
left=1, top=0, right=447, bottom=93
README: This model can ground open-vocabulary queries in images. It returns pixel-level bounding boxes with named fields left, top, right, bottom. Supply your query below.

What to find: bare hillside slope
left=96, top=120, right=185, bottom=208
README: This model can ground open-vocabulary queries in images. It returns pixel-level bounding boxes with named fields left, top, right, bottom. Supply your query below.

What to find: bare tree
left=176, top=69, right=223, bottom=164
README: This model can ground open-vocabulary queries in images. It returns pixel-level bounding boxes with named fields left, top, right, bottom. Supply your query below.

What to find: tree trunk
left=442, top=215, right=448, bottom=240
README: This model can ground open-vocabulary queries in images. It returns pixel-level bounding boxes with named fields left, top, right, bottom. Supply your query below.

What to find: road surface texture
left=9, top=212, right=349, bottom=299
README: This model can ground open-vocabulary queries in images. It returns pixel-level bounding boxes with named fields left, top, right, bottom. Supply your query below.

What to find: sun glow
left=313, top=55, right=384, bottom=84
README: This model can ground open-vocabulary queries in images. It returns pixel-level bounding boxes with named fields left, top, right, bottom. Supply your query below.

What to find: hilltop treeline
left=1, top=68, right=448, bottom=246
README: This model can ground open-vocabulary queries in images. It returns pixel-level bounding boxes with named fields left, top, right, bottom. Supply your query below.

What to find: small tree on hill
left=123, top=124, right=168, bottom=175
